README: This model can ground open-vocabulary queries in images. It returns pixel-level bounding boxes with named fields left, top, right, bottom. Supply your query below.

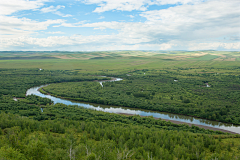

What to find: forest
left=0, top=51, right=240, bottom=159
left=42, top=67, right=240, bottom=124
left=1, top=93, right=240, bottom=159
left=0, top=68, right=109, bottom=97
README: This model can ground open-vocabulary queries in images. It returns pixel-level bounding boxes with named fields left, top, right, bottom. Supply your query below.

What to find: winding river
left=26, top=78, right=240, bottom=134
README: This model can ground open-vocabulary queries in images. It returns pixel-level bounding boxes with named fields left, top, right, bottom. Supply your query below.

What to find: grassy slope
left=0, top=51, right=239, bottom=73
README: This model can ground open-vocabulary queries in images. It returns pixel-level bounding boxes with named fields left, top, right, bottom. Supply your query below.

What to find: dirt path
left=118, top=113, right=238, bottom=134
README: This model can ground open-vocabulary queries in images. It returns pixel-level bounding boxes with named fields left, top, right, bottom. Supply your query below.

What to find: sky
left=0, top=0, right=239, bottom=51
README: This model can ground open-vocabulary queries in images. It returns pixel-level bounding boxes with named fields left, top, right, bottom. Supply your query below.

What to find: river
left=26, top=78, right=240, bottom=134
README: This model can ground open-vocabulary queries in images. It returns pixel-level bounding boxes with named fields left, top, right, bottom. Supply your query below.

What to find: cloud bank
left=0, top=0, right=239, bottom=51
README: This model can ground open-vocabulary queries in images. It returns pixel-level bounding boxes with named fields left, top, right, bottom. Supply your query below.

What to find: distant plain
left=0, top=51, right=240, bottom=73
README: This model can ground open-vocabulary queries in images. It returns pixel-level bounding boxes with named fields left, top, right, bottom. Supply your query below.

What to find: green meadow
left=0, top=51, right=240, bottom=73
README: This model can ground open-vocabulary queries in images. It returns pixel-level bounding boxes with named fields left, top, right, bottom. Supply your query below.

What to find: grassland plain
left=188, top=54, right=220, bottom=60
left=0, top=51, right=240, bottom=72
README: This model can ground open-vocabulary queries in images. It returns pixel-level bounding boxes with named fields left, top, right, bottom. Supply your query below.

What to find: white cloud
left=2, top=34, right=240, bottom=51
left=159, top=43, right=175, bottom=50
left=0, top=0, right=48, bottom=16
left=128, top=15, right=134, bottom=18
left=68, top=0, right=239, bottom=49
left=0, top=0, right=239, bottom=51
left=0, top=16, right=64, bottom=38
left=188, top=42, right=240, bottom=50
left=53, top=20, right=89, bottom=27
left=40, top=5, right=72, bottom=17
left=46, top=31, right=65, bottom=34
left=80, top=0, right=205, bottom=13
left=139, top=0, right=240, bottom=40
left=0, top=0, right=65, bottom=38
left=0, top=0, right=67, bottom=39
left=41, top=5, right=64, bottom=13
left=53, top=22, right=80, bottom=27
left=55, top=12, right=72, bottom=17
left=98, top=16, right=105, bottom=19
left=80, top=21, right=124, bottom=29
left=0, top=35, right=171, bottom=50
left=153, top=0, right=205, bottom=5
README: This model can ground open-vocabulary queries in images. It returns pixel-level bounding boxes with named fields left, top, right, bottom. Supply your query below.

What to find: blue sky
left=0, top=0, right=239, bottom=51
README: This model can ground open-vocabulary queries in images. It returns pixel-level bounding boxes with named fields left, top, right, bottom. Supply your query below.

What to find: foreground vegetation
left=1, top=51, right=240, bottom=159
left=1, top=95, right=240, bottom=159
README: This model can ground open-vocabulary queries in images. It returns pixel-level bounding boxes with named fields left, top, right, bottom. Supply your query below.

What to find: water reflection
left=99, top=78, right=123, bottom=87
left=26, top=80, right=240, bottom=134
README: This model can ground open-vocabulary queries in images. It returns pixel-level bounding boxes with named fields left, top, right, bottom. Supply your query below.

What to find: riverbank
left=28, top=77, right=240, bottom=135
left=118, top=113, right=238, bottom=134
left=37, top=86, right=239, bottom=134
left=94, top=77, right=117, bottom=82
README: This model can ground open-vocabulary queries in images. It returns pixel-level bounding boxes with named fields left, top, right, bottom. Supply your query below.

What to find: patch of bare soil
left=212, top=54, right=226, bottom=58
left=167, top=52, right=208, bottom=60
left=212, top=54, right=227, bottom=61
left=193, top=52, right=208, bottom=56
left=224, top=58, right=236, bottom=61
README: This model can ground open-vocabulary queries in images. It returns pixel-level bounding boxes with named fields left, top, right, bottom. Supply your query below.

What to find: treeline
left=18, top=95, right=53, bottom=105
left=0, top=68, right=109, bottom=97
left=43, top=68, right=240, bottom=124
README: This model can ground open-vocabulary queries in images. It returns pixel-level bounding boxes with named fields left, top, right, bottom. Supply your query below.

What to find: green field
left=188, top=54, right=220, bottom=60
left=0, top=51, right=240, bottom=73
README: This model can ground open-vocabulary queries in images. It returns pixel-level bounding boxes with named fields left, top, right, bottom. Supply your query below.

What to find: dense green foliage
left=1, top=102, right=240, bottom=159
left=0, top=95, right=225, bottom=135
left=43, top=67, right=240, bottom=124
left=0, top=68, right=109, bottom=97
left=1, top=66, right=240, bottom=159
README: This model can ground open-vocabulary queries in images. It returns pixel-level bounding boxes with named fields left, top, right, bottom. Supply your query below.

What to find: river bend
left=26, top=78, right=240, bottom=134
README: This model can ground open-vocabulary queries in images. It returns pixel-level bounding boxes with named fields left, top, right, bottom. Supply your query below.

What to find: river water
left=26, top=78, right=240, bottom=134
